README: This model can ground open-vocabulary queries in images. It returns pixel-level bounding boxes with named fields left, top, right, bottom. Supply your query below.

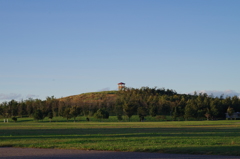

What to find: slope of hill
left=59, top=90, right=118, bottom=102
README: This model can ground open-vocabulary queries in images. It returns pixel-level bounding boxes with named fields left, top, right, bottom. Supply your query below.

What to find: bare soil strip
left=0, top=147, right=239, bottom=159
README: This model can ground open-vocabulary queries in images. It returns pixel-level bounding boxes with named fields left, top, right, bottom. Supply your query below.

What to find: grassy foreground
left=0, top=119, right=240, bottom=156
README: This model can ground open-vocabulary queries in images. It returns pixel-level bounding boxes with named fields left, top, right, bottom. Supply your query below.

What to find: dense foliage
left=0, top=87, right=240, bottom=121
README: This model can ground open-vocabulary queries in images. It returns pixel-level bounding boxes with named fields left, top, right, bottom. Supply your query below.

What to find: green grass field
left=0, top=117, right=240, bottom=156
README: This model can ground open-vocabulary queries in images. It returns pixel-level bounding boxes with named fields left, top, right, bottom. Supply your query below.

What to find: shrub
left=94, top=108, right=109, bottom=120
left=33, top=109, right=44, bottom=121
left=155, top=115, right=166, bottom=121
left=12, top=116, right=17, bottom=122
left=117, top=114, right=123, bottom=121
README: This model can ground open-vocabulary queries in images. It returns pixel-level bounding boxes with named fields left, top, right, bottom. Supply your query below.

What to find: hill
left=59, top=90, right=118, bottom=102
left=1, top=87, right=239, bottom=120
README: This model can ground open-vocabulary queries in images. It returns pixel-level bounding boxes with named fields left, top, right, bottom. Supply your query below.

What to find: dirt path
left=0, top=147, right=239, bottom=159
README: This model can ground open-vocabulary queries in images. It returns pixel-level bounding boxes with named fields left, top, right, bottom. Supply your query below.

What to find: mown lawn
left=0, top=118, right=240, bottom=156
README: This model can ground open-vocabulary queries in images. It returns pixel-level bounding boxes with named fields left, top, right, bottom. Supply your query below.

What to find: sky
left=1, top=0, right=240, bottom=102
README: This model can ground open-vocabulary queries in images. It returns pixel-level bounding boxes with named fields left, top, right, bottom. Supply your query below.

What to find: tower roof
left=118, top=82, right=125, bottom=85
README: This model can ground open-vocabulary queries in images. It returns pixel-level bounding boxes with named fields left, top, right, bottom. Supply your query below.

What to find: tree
left=231, top=96, right=240, bottom=112
left=197, top=109, right=205, bottom=120
left=33, top=109, right=44, bottom=121
left=25, top=98, right=34, bottom=116
left=45, top=96, right=56, bottom=117
left=227, top=107, right=235, bottom=120
left=8, top=100, right=18, bottom=117
left=176, top=97, right=186, bottom=120
left=205, top=108, right=211, bottom=120
left=149, top=105, right=158, bottom=117
left=184, top=100, right=196, bottom=120
left=58, top=101, right=66, bottom=117
left=1, top=102, right=10, bottom=118
left=0, top=106, right=3, bottom=116
left=173, top=106, right=181, bottom=121
left=115, top=99, right=124, bottom=121
left=223, top=97, right=232, bottom=114
left=160, top=101, right=171, bottom=115
left=48, top=111, right=53, bottom=122
left=94, top=108, right=109, bottom=121
left=209, top=99, right=219, bottom=119
left=123, top=101, right=136, bottom=121
left=18, top=101, right=27, bottom=118
left=70, top=106, right=80, bottom=122
left=137, top=107, right=147, bottom=122
left=63, top=108, right=72, bottom=121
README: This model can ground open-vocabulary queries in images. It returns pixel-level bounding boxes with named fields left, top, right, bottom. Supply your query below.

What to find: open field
left=0, top=118, right=240, bottom=156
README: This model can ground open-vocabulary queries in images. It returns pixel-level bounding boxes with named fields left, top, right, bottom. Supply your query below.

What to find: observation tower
left=118, top=82, right=125, bottom=90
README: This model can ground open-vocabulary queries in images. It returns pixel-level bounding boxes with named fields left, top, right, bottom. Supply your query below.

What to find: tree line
left=0, top=87, right=239, bottom=121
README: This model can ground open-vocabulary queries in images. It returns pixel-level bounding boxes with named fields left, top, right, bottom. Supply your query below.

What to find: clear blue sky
left=1, top=0, right=240, bottom=102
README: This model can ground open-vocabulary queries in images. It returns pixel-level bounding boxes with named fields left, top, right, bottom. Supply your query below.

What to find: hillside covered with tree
left=0, top=87, right=240, bottom=121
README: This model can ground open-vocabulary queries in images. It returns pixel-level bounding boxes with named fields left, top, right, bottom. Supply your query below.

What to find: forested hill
left=0, top=87, right=239, bottom=121
left=59, top=87, right=177, bottom=103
